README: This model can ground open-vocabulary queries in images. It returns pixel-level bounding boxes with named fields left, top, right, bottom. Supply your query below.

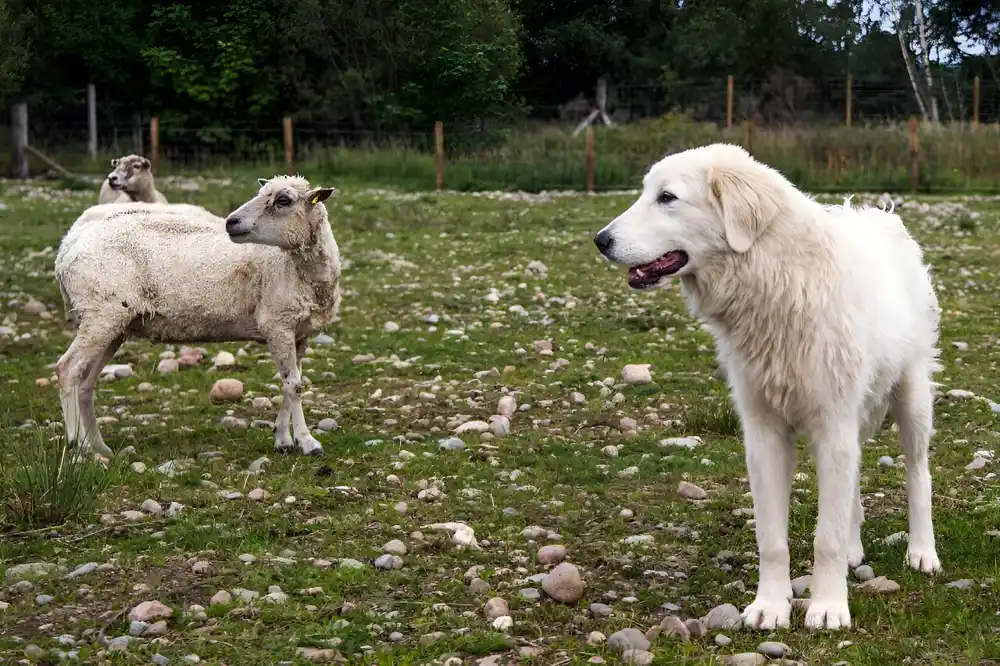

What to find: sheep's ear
left=110, top=158, right=119, bottom=167
left=707, top=166, right=779, bottom=253
left=307, top=187, right=337, bottom=205
left=257, top=178, right=268, bottom=188
left=140, top=158, right=151, bottom=170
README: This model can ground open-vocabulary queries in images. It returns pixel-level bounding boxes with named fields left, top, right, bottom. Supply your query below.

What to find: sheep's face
left=225, top=176, right=336, bottom=249
left=106, top=155, right=152, bottom=193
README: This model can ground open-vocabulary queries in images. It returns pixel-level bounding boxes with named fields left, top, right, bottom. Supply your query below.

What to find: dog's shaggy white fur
left=594, top=143, right=942, bottom=631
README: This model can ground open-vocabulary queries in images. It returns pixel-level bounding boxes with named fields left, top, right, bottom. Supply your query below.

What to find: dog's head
left=593, top=143, right=784, bottom=290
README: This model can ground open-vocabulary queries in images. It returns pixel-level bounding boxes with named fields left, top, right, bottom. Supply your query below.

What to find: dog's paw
left=804, top=597, right=851, bottom=630
left=741, top=598, right=791, bottom=631
left=906, top=546, right=941, bottom=574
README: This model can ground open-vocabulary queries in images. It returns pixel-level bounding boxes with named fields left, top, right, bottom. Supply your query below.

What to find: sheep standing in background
left=98, top=154, right=168, bottom=204
left=56, top=176, right=341, bottom=457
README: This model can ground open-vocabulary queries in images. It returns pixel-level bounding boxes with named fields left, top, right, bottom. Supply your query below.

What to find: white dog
left=594, top=143, right=942, bottom=631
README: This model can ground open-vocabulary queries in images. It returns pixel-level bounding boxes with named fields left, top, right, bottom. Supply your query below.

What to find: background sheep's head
left=106, top=154, right=152, bottom=193
left=224, top=175, right=335, bottom=249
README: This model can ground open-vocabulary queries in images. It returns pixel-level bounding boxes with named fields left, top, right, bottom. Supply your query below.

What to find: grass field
left=2, top=176, right=1000, bottom=665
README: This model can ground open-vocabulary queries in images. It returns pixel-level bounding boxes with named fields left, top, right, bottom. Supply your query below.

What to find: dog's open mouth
left=627, top=251, right=689, bottom=289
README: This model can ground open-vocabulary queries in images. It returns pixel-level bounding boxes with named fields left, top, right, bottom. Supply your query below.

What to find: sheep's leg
left=56, top=315, right=124, bottom=457
left=291, top=336, right=323, bottom=455
left=75, top=335, right=124, bottom=458
left=267, top=331, right=321, bottom=456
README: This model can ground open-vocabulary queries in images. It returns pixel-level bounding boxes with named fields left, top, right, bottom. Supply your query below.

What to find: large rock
left=210, top=379, right=244, bottom=402
left=541, top=562, right=584, bottom=603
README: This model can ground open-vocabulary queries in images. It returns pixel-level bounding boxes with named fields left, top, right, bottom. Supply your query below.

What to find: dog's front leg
left=740, top=414, right=795, bottom=631
left=805, top=416, right=860, bottom=630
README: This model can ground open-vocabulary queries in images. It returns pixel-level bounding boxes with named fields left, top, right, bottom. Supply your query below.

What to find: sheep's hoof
left=306, top=447, right=324, bottom=457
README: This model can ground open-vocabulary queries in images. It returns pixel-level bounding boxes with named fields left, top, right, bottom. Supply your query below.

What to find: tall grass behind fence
left=4, top=115, right=1000, bottom=193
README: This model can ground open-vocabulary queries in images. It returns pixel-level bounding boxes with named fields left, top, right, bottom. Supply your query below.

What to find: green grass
left=2, top=176, right=1000, bottom=664
left=13, top=115, right=1000, bottom=193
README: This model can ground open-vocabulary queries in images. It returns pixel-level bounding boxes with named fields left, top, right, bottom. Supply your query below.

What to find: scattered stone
left=678, top=481, right=708, bottom=500
left=622, top=650, right=654, bottom=665
left=35, top=594, right=53, bottom=605
left=619, top=417, right=638, bottom=432
left=519, top=588, right=541, bottom=602
left=791, top=575, right=811, bottom=598
left=715, top=634, right=732, bottom=647
left=878, top=455, right=895, bottom=467
left=317, top=418, right=339, bottom=432
left=541, top=562, right=584, bottom=603
left=191, top=561, right=211, bottom=575
left=469, top=578, right=491, bottom=595
left=5, top=562, right=56, bottom=579
left=210, top=378, right=244, bottom=402
left=63, top=562, right=98, bottom=580
left=704, top=603, right=742, bottom=630
left=725, top=654, right=767, bottom=666
left=497, top=395, right=517, bottom=417
left=492, top=615, right=514, bottom=631
left=210, top=590, right=232, bottom=605
left=374, top=554, right=404, bottom=570
left=213, top=351, right=236, bottom=368
left=313, top=333, right=335, bottom=345
left=621, top=364, right=653, bottom=384
left=128, top=600, right=173, bottom=622
left=140, top=499, right=162, bottom=515
left=858, top=576, right=901, bottom=594
left=490, top=415, right=510, bottom=438
left=128, top=620, right=149, bottom=636
left=758, top=642, right=790, bottom=658
left=947, top=389, right=976, bottom=400
left=454, top=420, right=490, bottom=434
left=685, top=619, right=707, bottom=638
left=658, top=615, right=690, bottom=642
left=439, top=437, right=466, bottom=451
left=884, top=531, right=908, bottom=545
left=589, top=602, right=613, bottom=617
left=340, top=558, right=365, bottom=570
left=608, top=628, right=650, bottom=654
left=967, top=456, right=988, bottom=470
left=588, top=631, right=606, bottom=646
left=484, top=597, right=509, bottom=620
left=248, top=488, right=269, bottom=501
left=946, top=579, right=974, bottom=590
left=537, top=544, right=567, bottom=565
left=295, top=648, right=340, bottom=663
left=131, top=462, right=147, bottom=474
left=383, top=539, right=407, bottom=555
left=157, top=359, right=180, bottom=374
left=854, top=565, right=876, bottom=581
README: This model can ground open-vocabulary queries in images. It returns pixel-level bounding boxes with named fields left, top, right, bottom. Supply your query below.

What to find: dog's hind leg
left=890, top=364, right=941, bottom=574
left=848, top=398, right=891, bottom=568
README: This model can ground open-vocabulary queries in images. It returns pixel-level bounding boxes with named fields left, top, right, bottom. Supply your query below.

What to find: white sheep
left=98, top=154, right=168, bottom=204
left=56, top=176, right=341, bottom=457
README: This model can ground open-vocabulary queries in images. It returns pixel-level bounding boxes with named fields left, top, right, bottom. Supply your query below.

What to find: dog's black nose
left=594, top=230, right=614, bottom=255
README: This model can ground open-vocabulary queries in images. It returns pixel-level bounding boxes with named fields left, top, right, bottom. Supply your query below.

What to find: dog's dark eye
left=656, top=191, right=677, bottom=205
left=275, top=195, right=292, bottom=207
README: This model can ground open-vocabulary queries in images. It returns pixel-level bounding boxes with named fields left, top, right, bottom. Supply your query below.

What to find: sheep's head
left=225, top=175, right=336, bottom=249
left=106, top=155, right=153, bottom=193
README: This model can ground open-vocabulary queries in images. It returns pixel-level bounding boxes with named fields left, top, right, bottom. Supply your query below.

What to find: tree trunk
left=892, top=0, right=930, bottom=121
left=913, top=0, right=939, bottom=121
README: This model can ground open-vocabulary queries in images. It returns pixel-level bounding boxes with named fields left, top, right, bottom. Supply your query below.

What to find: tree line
left=0, top=0, right=997, bottom=133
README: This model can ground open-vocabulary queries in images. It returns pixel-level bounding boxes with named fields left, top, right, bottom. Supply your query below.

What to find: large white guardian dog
left=593, top=143, right=942, bottom=631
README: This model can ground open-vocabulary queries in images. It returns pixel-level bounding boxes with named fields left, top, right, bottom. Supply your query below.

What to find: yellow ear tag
left=311, top=194, right=320, bottom=204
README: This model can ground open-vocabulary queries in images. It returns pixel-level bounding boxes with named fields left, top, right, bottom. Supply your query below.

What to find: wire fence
left=3, top=76, right=1000, bottom=193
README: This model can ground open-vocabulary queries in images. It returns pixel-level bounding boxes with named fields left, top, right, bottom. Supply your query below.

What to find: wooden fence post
left=908, top=117, right=919, bottom=192
left=283, top=116, right=293, bottom=175
left=743, top=118, right=754, bottom=156
left=12, top=103, right=28, bottom=179
left=150, top=117, right=159, bottom=174
left=585, top=125, right=595, bottom=193
left=846, top=73, right=853, bottom=128
left=435, top=121, right=444, bottom=192
left=972, top=76, right=980, bottom=129
left=87, top=84, right=97, bottom=159
left=726, top=75, right=734, bottom=129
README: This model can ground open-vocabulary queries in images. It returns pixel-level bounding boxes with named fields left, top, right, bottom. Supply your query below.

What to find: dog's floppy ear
left=707, top=167, right=780, bottom=253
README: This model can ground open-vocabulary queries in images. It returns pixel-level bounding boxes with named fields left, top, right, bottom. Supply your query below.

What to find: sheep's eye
left=656, top=191, right=677, bottom=205
left=275, top=195, right=292, bottom=207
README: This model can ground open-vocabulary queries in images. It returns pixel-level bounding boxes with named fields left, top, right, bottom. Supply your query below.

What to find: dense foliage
left=0, top=0, right=997, bottom=129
